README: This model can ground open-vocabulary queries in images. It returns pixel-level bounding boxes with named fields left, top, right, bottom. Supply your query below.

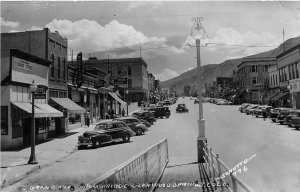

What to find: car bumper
left=77, top=142, right=92, bottom=146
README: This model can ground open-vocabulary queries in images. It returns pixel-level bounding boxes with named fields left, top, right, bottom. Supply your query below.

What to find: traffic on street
left=2, top=97, right=300, bottom=192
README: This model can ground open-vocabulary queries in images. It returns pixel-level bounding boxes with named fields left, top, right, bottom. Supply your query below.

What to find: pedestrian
left=122, top=108, right=125, bottom=116
left=86, top=113, right=90, bottom=127
left=111, top=109, right=115, bottom=119
left=262, top=110, right=267, bottom=121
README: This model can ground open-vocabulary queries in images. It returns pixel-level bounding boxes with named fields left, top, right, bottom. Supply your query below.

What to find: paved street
left=3, top=97, right=300, bottom=192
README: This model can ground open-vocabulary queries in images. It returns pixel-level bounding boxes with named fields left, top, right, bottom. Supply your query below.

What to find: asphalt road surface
left=5, top=97, right=300, bottom=192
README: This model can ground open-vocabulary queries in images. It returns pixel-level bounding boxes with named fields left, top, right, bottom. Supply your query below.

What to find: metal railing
left=203, top=142, right=255, bottom=192
left=76, top=138, right=169, bottom=192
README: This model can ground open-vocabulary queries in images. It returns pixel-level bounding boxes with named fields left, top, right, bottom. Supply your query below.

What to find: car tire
left=166, top=115, right=170, bottom=118
left=280, top=122, right=283, bottom=125
left=92, top=140, right=101, bottom=149
left=122, top=134, right=130, bottom=142
left=272, top=119, right=276, bottom=122
left=136, top=128, right=143, bottom=136
left=288, top=124, right=292, bottom=127
left=295, top=126, right=299, bottom=130
left=256, top=116, right=258, bottom=118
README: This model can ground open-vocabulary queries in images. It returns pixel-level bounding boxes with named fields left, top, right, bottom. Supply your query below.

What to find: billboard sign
left=114, top=78, right=128, bottom=85
left=11, top=56, right=48, bottom=86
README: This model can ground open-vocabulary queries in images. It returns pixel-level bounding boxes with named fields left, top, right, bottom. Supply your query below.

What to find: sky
left=2, top=1, right=300, bottom=81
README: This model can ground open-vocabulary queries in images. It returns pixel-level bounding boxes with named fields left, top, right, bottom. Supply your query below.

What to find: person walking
left=262, top=109, right=267, bottom=121
left=122, top=108, right=125, bottom=116
left=86, top=113, right=90, bottom=127
left=111, top=109, right=115, bottom=119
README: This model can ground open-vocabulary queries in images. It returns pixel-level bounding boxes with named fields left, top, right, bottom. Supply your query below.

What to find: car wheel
left=288, top=124, right=292, bottom=127
left=295, top=126, right=299, bottom=130
left=256, top=116, right=258, bottom=118
left=272, top=119, right=276, bottom=122
left=122, top=134, right=130, bottom=142
left=150, top=120, right=153, bottom=125
left=166, top=115, right=170, bottom=118
left=92, top=140, right=101, bottom=149
left=136, top=128, right=143, bottom=136
left=280, top=122, right=283, bottom=125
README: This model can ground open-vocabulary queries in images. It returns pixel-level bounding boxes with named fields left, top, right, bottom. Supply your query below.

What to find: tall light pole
left=191, top=17, right=207, bottom=163
left=28, top=80, right=38, bottom=164
left=126, top=90, right=129, bottom=115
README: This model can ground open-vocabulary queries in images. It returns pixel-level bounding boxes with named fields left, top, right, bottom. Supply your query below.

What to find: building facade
left=236, top=57, right=276, bottom=104
left=1, top=28, right=71, bottom=134
left=1, top=49, right=63, bottom=149
left=276, top=45, right=300, bottom=109
left=68, top=57, right=149, bottom=105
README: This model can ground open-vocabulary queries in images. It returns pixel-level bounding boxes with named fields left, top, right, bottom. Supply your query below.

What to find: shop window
left=37, top=118, right=46, bottom=134
left=50, top=90, right=59, bottom=98
left=252, top=77, right=258, bottom=85
left=11, top=104, right=23, bottom=139
left=1, top=106, right=8, bottom=135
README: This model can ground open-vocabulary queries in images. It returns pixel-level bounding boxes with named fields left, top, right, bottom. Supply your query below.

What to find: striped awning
left=50, top=97, right=86, bottom=114
left=11, top=102, right=63, bottom=117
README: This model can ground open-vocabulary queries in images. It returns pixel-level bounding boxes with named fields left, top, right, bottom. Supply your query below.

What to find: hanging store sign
left=289, top=78, right=300, bottom=93
left=114, top=78, right=128, bottom=85
left=34, top=85, right=48, bottom=99
left=76, top=52, right=83, bottom=88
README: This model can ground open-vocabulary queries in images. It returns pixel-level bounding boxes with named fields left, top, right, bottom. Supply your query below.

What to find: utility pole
left=191, top=17, right=207, bottom=163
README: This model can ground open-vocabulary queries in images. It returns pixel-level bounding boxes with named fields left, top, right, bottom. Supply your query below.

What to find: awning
left=50, top=97, right=86, bottom=114
left=108, top=92, right=127, bottom=105
left=264, top=92, right=279, bottom=101
left=11, top=102, right=63, bottom=117
left=270, top=92, right=290, bottom=101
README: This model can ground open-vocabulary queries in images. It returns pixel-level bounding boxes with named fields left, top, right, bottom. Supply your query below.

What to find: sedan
left=176, top=104, right=189, bottom=113
left=77, top=120, right=135, bottom=149
left=114, top=117, right=148, bottom=136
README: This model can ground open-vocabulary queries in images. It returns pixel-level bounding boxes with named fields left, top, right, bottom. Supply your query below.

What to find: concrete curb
left=0, top=146, right=78, bottom=189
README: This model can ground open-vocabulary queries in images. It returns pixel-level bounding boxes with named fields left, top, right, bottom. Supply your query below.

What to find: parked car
left=114, top=117, right=148, bottom=136
left=194, top=99, right=200, bottom=104
left=244, top=105, right=258, bottom=115
left=253, top=105, right=273, bottom=118
left=291, top=117, right=300, bottom=129
left=239, top=103, right=250, bottom=113
left=176, top=104, right=189, bottom=113
left=286, top=110, right=300, bottom=127
left=269, top=107, right=291, bottom=122
left=163, top=100, right=173, bottom=106
left=131, top=110, right=156, bottom=125
left=77, top=120, right=135, bottom=149
left=277, top=109, right=292, bottom=124
left=146, top=106, right=171, bottom=118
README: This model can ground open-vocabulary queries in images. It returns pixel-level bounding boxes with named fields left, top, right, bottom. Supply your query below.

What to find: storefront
left=1, top=49, right=63, bottom=149
left=289, top=78, right=300, bottom=109
left=49, top=97, right=86, bottom=132
left=108, top=92, right=127, bottom=117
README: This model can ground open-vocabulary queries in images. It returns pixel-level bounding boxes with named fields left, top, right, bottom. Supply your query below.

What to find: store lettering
left=14, top=59, right=33, bottom=71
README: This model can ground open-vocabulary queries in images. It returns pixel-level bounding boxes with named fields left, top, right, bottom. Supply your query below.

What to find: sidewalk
left=0, top=123, right=97, bottom=189
left=155, top=157, right=226, bottom=192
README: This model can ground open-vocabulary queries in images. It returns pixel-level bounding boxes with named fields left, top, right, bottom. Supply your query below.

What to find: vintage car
left=146, top=106, right=171, bottom=118
left=277, top=109, right=292, bottom=124
left=291, top=117, right=300, bottom=129
left=194, top=99, right=200, bottom=104
left=77, top=120, right=135, bottom=149
left=131, top=110, right=156, bottom=125
left=269, top=107, right=291, bottom=122
left=253, top=105, right=273, bottom=118
left=285, top=110, right=300, bottom=127
left=244, top=105, right=258, bottom=115
left=163, top=100, right=173, bottom=106
left=176, top=104, right=189, bottom=113
left=114, top=117, right=148, bottom=136
left=239, top=103, right=250, bottom=113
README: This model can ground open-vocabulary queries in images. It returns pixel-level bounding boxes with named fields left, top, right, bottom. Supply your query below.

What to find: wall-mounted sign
left=76, top=52, right=83, bottom=88
left=95, top=80, right=105, bottom=88
left=289, top=78, right=300, bottom=93
left=11, top=56, right=48, bottom=86
left=34, top=85, right=48, bottom=99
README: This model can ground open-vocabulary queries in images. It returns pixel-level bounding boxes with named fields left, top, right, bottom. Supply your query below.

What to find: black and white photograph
left=1, top=1, right=300, bottom=192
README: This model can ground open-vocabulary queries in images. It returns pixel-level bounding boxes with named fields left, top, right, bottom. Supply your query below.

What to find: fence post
left=216, top=154, right=224, bottom=192
left=210, top=147, right=214, bottom=179
left=230, top=172, right=237, bottom=192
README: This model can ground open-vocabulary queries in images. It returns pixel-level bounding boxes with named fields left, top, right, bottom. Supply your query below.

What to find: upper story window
left=50, top=53, right=55, bottom=79
left=296, top=63, right=299, bottom=78
left=128, top=66, right=132, bottom=76
left=57, top=57, right=61, bottom=80
left=63, top=58, right=66, bottom=80
left=251, top=65, right=257, bottom=72
left=264, top=65, right=268, bottom=72
left=251, top=77, right=258, bottom=85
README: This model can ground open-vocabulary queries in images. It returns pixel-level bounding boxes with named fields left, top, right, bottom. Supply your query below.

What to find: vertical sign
left=76, top=52, right=83, bottom=88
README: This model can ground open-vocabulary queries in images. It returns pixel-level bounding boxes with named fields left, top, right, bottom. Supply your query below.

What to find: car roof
left=115, top=116, right=138, bottom=120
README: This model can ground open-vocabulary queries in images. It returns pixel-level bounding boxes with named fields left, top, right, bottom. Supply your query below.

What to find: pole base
left=28, top=155, right=38, bottom=164
left=197, top=137, right=207, bottom=163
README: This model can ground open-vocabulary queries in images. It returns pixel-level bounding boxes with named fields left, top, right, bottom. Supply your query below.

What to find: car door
left=104, top=123, right=118, bottom=139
